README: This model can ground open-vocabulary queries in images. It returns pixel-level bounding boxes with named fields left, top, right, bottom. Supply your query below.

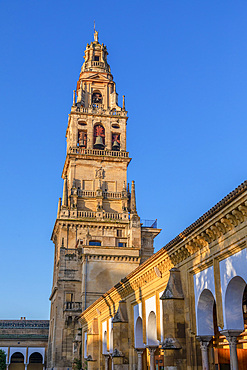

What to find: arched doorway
left=197, top=289, right=218, bottom=369
left=10, top=352, right=25, bottom=370
left=28, top=352, right=43, bottom=370
left=219, top=276, right=247, bottom=370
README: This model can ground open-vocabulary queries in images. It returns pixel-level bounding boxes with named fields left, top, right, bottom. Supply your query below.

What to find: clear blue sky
left=0, top=0, right=246, bottom=319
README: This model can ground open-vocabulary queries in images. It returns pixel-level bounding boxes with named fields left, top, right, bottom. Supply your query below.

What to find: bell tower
left=47, top=30, right=161, bottom=370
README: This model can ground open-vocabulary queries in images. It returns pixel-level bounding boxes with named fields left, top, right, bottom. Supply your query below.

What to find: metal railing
left=141, top=219, right=158, bottom=228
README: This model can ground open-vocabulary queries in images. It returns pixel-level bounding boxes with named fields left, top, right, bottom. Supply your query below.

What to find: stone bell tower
left=47, top=29, right=161, bottom=370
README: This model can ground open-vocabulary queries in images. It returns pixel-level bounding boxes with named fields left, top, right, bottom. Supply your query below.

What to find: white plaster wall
left=220, top=248, right=247, bottom=329
left=133, top=303, right=144, bottom=348
left=84, top=332, right=87, bottom=358
left=28, top=347, right=45, bottom=363
left=145, top=296, right=157, bottom=344
left=102, top=320, right=108, bottom=354
left=194, top=266, right=216, bottom=333
left=159, top=291, right=163, bottom=342
left=108, top=318, right=113, bottom=353
left=133, top=302, right=142, bottom=326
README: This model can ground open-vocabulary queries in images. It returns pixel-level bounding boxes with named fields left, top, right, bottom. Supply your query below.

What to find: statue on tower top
left=94, top=21, right=99, bottom=42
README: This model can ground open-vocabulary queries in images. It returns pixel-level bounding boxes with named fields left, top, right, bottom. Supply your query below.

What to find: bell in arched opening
left=94, top=124, right=105, bottom=149
left=94, top=135, right=105, bottom=149
left=112, top=133, right=120, bottom=151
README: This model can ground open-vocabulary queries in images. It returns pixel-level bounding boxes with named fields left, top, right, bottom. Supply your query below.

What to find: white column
left=146, top=346, right=157, bottom=370
left=196, top=336, right=212, bottom=370
left=221, top=330, right=242, bottom=370
left=135, top=348, right=144, bottom=370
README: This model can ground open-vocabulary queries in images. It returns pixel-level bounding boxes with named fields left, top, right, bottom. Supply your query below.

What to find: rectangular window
left=117, top=229, right=122, bottom=237
left=118, top=242, right=126, bottom=248
left=89, top=241, right=101, bottom=246
left=94, top=56, right=99, bottom=61
left=66, top=293, right=73, bottom=302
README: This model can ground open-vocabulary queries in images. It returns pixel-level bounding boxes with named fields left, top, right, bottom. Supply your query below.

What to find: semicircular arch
left=197, top=288, right=215, bottom=336
left=225, top=275, right=246, bottom=331
left=147, top=311, right=158, bottom=346
left=135, top=316, right=144, bottom=349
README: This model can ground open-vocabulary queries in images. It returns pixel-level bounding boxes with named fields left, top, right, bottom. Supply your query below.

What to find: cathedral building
left=47, top=30, right=160, bottom=370
left=1, top=27, right=246, bottom=370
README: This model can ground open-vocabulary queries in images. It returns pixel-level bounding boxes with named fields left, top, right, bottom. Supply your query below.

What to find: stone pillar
left=135, top=348, right=144, bottom=370
left=146, top=346, right=157, bottom=370
left=221, top=330, right=242, bottom=370
left=196, top=336, right=212, bottom=370
left=104, top=354, right=110, bottom=370
left=160, top=268, right=186, bottom=369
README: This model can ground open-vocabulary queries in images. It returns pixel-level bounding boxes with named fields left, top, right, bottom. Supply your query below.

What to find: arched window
left=112, top=133, right=120, bottom=151
left=78, top=130, right=87, bottom=148
left=92, top=91, right=103, bottom=105
left=94, top=125, right=105, bottom=149
left=29, top=352, right=43, bottom=363
left=11, top=352, right=24, bottom=363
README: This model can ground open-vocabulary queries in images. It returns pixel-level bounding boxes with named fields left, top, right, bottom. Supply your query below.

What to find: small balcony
left=64, top=302, right=82, bottom=312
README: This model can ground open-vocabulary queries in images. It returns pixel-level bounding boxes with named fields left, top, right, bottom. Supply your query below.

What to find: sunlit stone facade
left=47, top=30, right=160, bottom=370
left=47, top=30, right=247, bottom=370
left=80, top=181, right=247, bottom=370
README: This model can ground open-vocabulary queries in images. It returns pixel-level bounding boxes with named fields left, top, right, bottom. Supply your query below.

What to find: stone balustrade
left=64, top=302, right=82, bottom=311
left=76, top=189, right=123, bottom=199
left=73, top=105, right=127, bottom=117
left=90, top=61, right=104, bottom=68
left=60, top=209, right=129, bottom=221
left=68, top=147, right=129, bottom=158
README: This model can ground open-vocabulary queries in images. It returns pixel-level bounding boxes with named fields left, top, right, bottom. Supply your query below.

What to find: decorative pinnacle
left=62, top=176, right=68, bottom=208
left=130, top=180, right=137, bottom=214
left=122, top=95, right=125, bottom=110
